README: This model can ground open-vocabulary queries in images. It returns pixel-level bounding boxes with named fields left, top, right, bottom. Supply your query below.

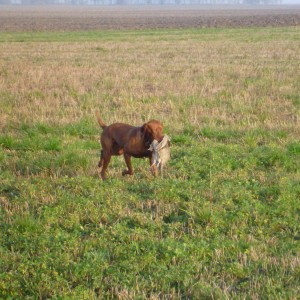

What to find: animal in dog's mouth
left=149, top=135, right=171, bottom=175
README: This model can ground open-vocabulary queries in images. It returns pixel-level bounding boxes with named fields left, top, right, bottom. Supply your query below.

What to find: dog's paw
left=122, top=170, right=134, bottom=176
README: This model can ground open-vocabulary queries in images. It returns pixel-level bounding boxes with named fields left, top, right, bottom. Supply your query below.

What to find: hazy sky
left=283, top=0, right=300, bottom=3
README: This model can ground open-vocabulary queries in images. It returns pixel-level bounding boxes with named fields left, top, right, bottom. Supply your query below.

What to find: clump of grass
left=287, top=141, right=300, bottom=155
left=252, top=146, right=287, bottom=169
left=199, top=127, right=242, bottom=142
left=0, top=135, right=16, bottom=149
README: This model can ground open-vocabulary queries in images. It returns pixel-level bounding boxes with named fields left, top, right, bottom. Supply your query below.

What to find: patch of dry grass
left=0, top=28, right=299, bottom=135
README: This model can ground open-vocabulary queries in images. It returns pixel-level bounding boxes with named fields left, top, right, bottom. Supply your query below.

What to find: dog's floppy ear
left=141, top=123, right=149, bottom=135
left=141, top=123, right=152, bottom=146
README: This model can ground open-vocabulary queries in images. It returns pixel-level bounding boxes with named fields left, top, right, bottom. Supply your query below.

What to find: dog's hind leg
left=98, top=150, right=104, bottom=169
left=100, top=153, right=111, bottom=180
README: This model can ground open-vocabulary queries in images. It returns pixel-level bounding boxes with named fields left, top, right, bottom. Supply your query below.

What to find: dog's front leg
left=122, top=153, right=134, bottom=176
left=149, top=156, right=158, bottom=177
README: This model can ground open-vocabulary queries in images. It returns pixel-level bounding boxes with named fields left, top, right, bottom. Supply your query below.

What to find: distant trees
left=0, top=0, right=283, bottom=4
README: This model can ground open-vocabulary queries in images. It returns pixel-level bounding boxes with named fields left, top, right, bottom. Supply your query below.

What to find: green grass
left=0, top=27, right=299, bottom=43
left=0, top=27, right=300, bottom=299
left=1, top=121, right=299, bottom=299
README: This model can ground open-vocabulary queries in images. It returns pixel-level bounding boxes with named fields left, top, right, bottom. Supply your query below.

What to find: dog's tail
left=95, top=110, right=107, bottom=129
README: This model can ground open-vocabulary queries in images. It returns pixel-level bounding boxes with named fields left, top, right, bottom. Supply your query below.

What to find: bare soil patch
left=0, top=5, right=300, bottom=31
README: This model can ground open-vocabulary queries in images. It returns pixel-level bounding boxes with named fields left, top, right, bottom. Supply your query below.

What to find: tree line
left=1, top=0, right=283, bottom=4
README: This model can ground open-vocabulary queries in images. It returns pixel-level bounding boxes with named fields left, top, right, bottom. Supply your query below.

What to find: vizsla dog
left=96, top=111, right=164, bottom=180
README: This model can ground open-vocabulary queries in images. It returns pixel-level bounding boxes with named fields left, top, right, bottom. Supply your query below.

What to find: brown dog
left=96, top=111, right=164, bottom=180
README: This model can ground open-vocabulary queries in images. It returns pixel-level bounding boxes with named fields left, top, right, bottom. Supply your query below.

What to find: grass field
left=0, top=26, right=299, bottom=299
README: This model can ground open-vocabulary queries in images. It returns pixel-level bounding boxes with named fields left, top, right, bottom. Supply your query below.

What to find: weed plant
left=0, top=27, right=299, bottom=299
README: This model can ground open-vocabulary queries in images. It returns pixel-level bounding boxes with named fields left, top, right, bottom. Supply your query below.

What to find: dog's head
left=142, top=120, right=164, bottom=146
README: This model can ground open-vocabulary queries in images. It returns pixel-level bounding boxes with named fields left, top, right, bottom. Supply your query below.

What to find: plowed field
left=1, top=5, right=299, bottom=31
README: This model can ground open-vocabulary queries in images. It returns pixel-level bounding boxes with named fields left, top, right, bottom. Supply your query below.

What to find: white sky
left=283, top=0, right=300, bottom=3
